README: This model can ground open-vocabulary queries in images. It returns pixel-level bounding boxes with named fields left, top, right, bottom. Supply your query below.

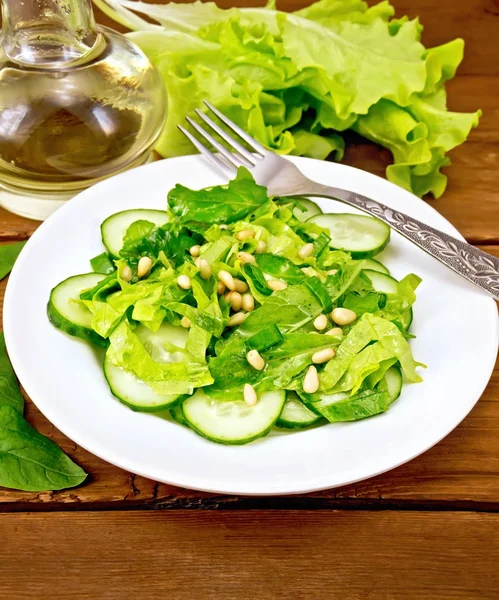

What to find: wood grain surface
left=1, top=0, right=498, bottom=597
left=1, top=510, right=498, bottom=600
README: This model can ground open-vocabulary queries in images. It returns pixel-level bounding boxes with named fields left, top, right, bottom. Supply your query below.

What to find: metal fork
left=179, top=101, right=499, bottom=301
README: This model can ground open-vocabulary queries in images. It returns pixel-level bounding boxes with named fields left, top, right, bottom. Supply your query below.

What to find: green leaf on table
left=0, top=241, right=26, bottom=281
left=0, top=406, right=87, bottom=492
left=0, top=332, right=24, bottom=414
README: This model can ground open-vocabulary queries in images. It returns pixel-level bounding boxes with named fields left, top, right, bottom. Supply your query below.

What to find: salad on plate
left=48, top=168, right=424, bottom=445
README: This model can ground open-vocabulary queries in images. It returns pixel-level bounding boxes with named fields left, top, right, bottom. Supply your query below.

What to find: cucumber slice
left=170, top=405, right=189, bottom=427
left=104, top=322, right=189, bottom=411
left=363, top=270, right=413, bottom=331
left=101, top=209, right=169, bottom=257
left=48, top=273, right=107, bottom=347
left=363, top=269, right=398, bottom=293
left=358, top=258, right=390, bottom=275
left=104, top=354, right=182, bottom=412
left=309, top=213, right=390, bottom=258
left=182, top=389, right=286, bottom=445
left=292, top=198, right=323, bottom=222
left=384, top=366, right=402, bottom=405
left=277, top=391, right=324, bottom=429
left=134, top=322, right=189, bottom=363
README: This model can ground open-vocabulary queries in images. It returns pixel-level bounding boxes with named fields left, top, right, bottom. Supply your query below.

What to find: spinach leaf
left=0, top=333, right=24, bottom=414
left=245, top=324, right=283, bottom=352
left=0, top=406, right=87, bottom=492
left=255, top=254, right=305, bottom=285
left=120, top=222, right=195, bottom=269
left=168, top=167, right=268, bottom=225
left=0, top=241, right=26, bottom=281
left=90, top=252, right=116, bottom=275
left=236, top=284, right=323, bottom=339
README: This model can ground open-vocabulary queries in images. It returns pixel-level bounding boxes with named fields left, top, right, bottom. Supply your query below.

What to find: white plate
left=4, top=156, right=498, bottom=495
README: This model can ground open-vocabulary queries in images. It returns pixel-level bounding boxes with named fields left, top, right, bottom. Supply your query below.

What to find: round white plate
left=4, top=156, right=498, bottom=495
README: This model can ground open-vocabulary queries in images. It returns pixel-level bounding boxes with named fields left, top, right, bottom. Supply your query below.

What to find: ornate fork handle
left=306, top=185, right=499, bottom=301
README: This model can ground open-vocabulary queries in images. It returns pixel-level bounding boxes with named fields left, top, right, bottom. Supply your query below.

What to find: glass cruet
left=0, top=0, right=167, bottom=220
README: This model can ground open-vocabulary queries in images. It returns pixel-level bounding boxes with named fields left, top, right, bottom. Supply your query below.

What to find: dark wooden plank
left=0, top=244, right=497, bottom=510
left=0, top=510, right=498, bottom=599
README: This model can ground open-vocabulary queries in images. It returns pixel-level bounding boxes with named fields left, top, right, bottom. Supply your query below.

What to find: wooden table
left=1, top=1, right=498, bottom=598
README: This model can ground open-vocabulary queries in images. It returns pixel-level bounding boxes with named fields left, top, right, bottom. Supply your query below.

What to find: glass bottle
left=0, top=0, right=166, bottom=220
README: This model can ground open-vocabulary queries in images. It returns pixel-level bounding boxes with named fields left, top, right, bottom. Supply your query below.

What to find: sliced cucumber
left=358, top=258, right=390, bottom=275
left=182, top=389, right=286, bottom=445
left=170, top=404, right=189, bottom=427
left=292, top=198, right=323, bottom=222
left=134, top=322, right=189, bottom=363
left=363, top=270, right=413, bottom=331
left=104, top=354, right=182, bottom=412
left=383, top=366, right=402, bottom=405
left=277, top=391, right=324, bottom=429
left=101, top=209, right=169, bottom=257
left=104, top=322, right=189, bottom=411
left=47, top=273, right=107, bottom=347
left=309, top=213, right=390, bottom=258
left=363, top=269, right=398, bottom=293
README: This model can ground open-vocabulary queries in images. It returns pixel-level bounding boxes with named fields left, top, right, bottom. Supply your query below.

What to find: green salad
left=48, top=168, right=424, bottom=445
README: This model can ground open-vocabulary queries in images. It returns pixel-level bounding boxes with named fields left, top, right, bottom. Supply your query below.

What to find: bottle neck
left=1, top=0, right=98, bottom=66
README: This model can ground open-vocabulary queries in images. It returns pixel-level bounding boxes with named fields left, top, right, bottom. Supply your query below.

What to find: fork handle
left=306, top=184, right=499, bottom=301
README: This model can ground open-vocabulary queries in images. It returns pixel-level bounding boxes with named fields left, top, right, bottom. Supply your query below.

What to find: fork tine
left=203, top=101, right=268, bottom=157
left=185, top=116, right=250, bottom=170
left=177, top=125, right=236, bottom=179
left=195, top=109, right=257, bottom=166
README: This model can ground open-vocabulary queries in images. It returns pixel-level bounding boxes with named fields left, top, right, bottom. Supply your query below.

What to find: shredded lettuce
left=52, top=168, right=424, bottom=439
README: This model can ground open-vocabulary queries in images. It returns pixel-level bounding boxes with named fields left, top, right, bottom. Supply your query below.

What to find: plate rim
left=4, top=154, right=498, bottom=496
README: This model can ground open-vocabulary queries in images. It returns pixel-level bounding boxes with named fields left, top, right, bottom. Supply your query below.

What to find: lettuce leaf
left=320, top=313, right=423, bottom=393
left=107, top=322, right=213, bottom=395
left=101, top=0, right=482, bottom=198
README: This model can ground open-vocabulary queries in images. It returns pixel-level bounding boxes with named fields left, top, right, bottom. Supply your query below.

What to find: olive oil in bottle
left=0, top=0, right=167, bottom=219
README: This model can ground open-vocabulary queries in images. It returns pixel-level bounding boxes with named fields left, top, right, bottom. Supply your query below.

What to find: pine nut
left=137, top=256, right=152, bottom=278
left=219, top=224, right=228, bottom=230
left=198, top=258, right=212, bottom=280
left=189, top=245, right=201, bottom=257
left=216, top=281, right=226, bottom=295
left=177, top=275, right=192, bottom=290
left=255, top=240, right=267, bottom=254
left=246, top=349, right=265, bottom=370
left=242, top=293, right=255, bottom=312
left=331, top=308, right=357, bottom=326
left=229, top=292, right=242, bottom=312
left=180, top=316, right=191, bottom=328
left=325, top=327, right=343, bottom=337
left=267, top=279, right=287, bottom=291
left=243, top=383, right=258, bottom=406
left=227, top=312, right=248, bottom=327
left=234, top=278, right=249, bottom=293
left=237, top=251, right=256, bottom=265
left=121, top=265, right=133, bottom=282
left=313, top=314, right=328, bottom=330
left=312, top=347, right=336, bottom=364
left=218, top=270, right=236, bottom=291
left=236, top=229, right=255, bottom=241
left=303, top=365, right=319, bottom=394
left=327, top=269, right=338, bottom=275
left=298, top=242, right=314, bottom=260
